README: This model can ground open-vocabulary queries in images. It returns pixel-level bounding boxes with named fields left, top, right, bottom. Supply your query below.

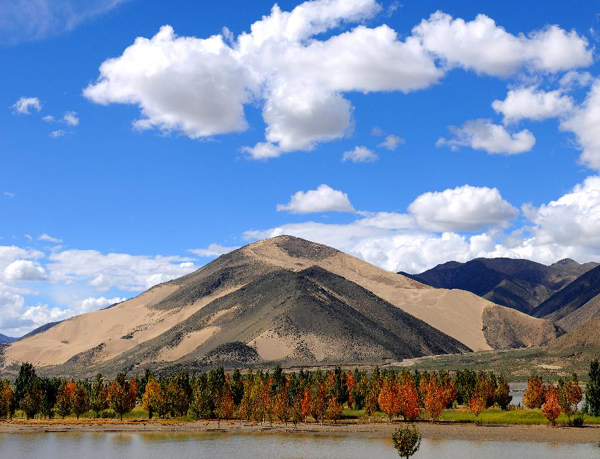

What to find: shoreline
left=1, top=420, right=599, bottom=444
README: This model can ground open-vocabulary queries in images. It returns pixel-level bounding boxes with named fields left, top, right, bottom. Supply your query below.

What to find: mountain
left=533, top=264, right=600, bottom=331
left=401, top=258, right=598, bottom=314
left=0, top=334, right=17, bottom=344
left=0, top=236, right=559, bottom=378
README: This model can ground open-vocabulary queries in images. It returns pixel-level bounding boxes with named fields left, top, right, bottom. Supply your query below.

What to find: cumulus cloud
left=378, top=134, right=405, bottom=150
left=11, top=97, right=42, bottom=115
left=0, top=0, right=130, bottom=46
left=3, top=260, right=48, bottom=281
left=244, top=177, right=600, bottom=273
left=413, top=12, right=592, bottom=76
left=241, top=142, right=282, bottom=160
left=189, top=244, right=239, bottom=257
left=277, top=184, right=355, bottom=214
left=38, top=233, right=62, bottom=243
left=84, top=0, right=443, bottom=155
left=561, top=79, right=600, bottom=170
left=523, top=176, right=600, bottom=248
left=79, top=296, right=126, bottom=313
left=408, top=185, right=518, bottom=232
left=492, top=87, right=574, bottom=124
left=559, top=71, right=593, bottom=91
left=342, top=146, right=378, bottom=163
left=437, top=119, right=536, bottom=155
left=47, top=249, right=196, bottom=291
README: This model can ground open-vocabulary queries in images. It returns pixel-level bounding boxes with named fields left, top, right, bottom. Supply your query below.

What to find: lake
left=0, top=432, right=596, bottom=459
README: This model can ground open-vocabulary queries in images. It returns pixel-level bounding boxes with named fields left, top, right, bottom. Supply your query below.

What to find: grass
left=10, top=406, right=600, bottom=427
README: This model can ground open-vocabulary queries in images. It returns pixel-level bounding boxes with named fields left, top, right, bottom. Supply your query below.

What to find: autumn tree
left=300, top=387, right=312, bottom=423
left=108, top=373, right=137, bottom=421
left=346, top=371, right=356, bottom=409
left=310, top=377, right=328, bottom=425
left=142, top=377, right=160, bottom=419
left=0, top=380, right=13, bottom=419
left=523, top=375, right=545, bottom=409
left=215, top=375, right=235, bottom=426
left=20, top=380, right=43, bottom=420
left=558, top=374, right=582, bottom=424
left=378, top=375, right=401, bottom=421
left=398, top=375, right=420, bottom=422
left=72, top=381, right=90, bottom=419
left=273, top=383, right=290, bottom=425
left=542, top=384, right=562, bottom=426
left=55, top=381, right=75, bottom=419
left=420, top=373, right=446, bottom=422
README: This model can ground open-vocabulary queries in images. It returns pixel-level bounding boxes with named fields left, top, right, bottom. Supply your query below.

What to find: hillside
left=533, top=265, right=600, bottom=330
left=0, top=236, right=560, bottom=378
left=0, top=334, right=17, bottom=344
left=401, top=258, right=597, bottom=314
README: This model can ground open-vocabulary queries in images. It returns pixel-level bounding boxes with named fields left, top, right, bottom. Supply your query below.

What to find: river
left=0, top=432, right=596, bottom=459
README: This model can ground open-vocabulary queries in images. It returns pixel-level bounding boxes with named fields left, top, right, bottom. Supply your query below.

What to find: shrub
left=392, top=424, right=422, bottom=459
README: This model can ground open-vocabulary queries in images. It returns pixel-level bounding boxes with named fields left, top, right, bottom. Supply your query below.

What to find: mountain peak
left=551, top=258, right=579, bottom=267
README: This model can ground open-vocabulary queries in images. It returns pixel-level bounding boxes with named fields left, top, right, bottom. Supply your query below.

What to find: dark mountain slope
left=533, top=264, right=600, bottom=327
left=402, top=258, right=597, bottom=314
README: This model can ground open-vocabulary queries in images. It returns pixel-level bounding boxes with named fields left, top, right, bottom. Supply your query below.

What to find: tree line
left=0, top=359, right=599, bottom=424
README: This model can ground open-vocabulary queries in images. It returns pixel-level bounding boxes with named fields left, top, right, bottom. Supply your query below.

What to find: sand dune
left=2, top=236, right=560, bottom=375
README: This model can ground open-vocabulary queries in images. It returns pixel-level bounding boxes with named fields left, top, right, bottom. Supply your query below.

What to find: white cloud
left=492, top=87, right=574, bottom=124
left=408, top=185, right=518, bottom=232
left=437, top=119, right=536, bottom=155
left=0, top=0, right=130, bottom=46
left=561, top=79, right=600, bottom=170
left=378, top=134, right=404, bottom=150
left=38, top=233, right=62, bottom=243
left=79, top=296, right=126, bottom=313
left=3, top=260, right=48, bottom=281
left=46, top=249, right=196, bottom=291
left=11, top=97, right=42, bottom=115
left=413, top=12, right=592, bottom=76
left=523, top=176, right=600, bottom=248
left=42, top=115, right=55, bottom=122
left=559, top=71, right=593, bottom=91
left=50, top=130, right=67, bottom=138
left=0, top=289, right=27, bottom=335
left=276, top=184, right=355, bottom=214
left=241, top=142, right=282, bottom=160
left=84, top=0, right=442, bottom=155
left=3, top=192, right=15, bottom=198
left=189, top=244, right=239, bottom=257
left=62, top=111, right=79, bottom=126
left=342, top=146, right=378, bottom=163
left=241, top=176, right=600, bottom=273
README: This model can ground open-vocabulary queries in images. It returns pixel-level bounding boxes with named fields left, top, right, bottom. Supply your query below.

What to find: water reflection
left=0, top=432, right=595, bottom=459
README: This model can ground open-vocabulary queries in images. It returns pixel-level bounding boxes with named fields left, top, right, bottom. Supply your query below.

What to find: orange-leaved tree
left=398, top=375, right=420, bottom=422
left=523, top=375, right=545, bottom=409
left=420, top=373, right=446, bottom=423
left=542, top=384, right=562, bottom=426
left=378, top=375, right=401, bottom=422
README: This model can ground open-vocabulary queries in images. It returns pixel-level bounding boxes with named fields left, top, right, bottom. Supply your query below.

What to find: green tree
left=585, top=359, right=600, bottom=416
left=495, top=375, right=512, bottom=410
left=392, top=424, right=422, bottom=459
left=89, top=374, right=108, bottom=417
left=13, top=362, right=37, bottom=415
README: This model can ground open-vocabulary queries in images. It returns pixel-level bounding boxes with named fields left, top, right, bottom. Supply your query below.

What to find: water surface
left=0, top=432, right=595, bottom=459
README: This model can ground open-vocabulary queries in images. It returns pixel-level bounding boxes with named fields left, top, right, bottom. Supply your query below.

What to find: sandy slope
left=3, top=236, right=559, bottom=370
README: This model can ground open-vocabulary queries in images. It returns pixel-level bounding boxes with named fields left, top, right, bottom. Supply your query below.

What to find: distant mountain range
left=401, top=258, right=598, bottom=315
left=0, top=236, right=559, bottom=378
left=0, top=334, right=17, bottom=344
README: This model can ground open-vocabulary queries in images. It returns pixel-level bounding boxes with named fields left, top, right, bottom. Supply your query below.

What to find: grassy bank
left=13, top=406, right=600, bottom=427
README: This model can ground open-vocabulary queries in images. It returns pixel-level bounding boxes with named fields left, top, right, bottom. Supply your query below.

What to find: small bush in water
left=392, top=424, right=421, bottom=458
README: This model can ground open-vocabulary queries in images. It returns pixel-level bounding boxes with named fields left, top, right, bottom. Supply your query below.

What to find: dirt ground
left=1, top=419, right=599, bottom=444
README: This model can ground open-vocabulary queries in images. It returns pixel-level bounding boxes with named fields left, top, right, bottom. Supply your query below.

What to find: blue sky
left=1, top=0, right=600, bottom=336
